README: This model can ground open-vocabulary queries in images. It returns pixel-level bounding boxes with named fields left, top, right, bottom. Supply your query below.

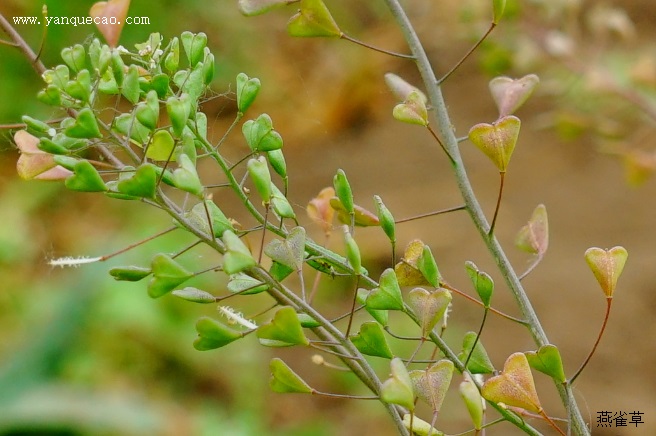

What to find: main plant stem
left=382, top=1, right=589, bottom=434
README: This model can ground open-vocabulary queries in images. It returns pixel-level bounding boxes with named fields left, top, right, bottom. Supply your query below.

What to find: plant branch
left=569, top=298, right=612, bottom=384
left=0, top=13, right=46, bottom=75
left=381, top=1, right=590, bottom=434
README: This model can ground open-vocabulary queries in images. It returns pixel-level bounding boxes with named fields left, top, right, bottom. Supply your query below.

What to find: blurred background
left=1, top=0, right=656, bottom=435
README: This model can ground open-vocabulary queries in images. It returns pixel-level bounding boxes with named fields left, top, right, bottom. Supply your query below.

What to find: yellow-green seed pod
left=247, top=156, right=273, bottom=203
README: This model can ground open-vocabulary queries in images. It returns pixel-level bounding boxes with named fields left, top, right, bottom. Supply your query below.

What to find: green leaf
left=351, top=322, right=393, bottom=359
left=270, top=358, right=313, bottom=394
left=172, top=287, right=216, bottom=304
left=287, top=0, right=341, bottom=38
left=257, top=307, right=309, bottom=347
left=464, top=261, right=494, bottom=307
left=147, top=253, right=193, bottom=298
left=458, top=332, right=495, bottom=374
left=109, top=266, right=151, bottom=281
left=117, top=163, right=158, bottom=198
left=222, top=230, right=256, bottom=275
left=194, top=317, right=245, bottom=350
left=366, top=268, right=404, bottom=311
left=410, top=360, right=454, bottom=412
left=407, top=288, right=451, bottom=336
left=236, top=72, right=261, bottom=113
left=64, top=108, right=102, bottom=139
left=481, top=352, right=542, bottom=413
left=584, top=246, right=628, bottom=298
left=264, top=226, right=306, bottom=271
left=525, top=345, right=566, bottom=383
left=65, top=160, right=107, bottom=192
left=468, top=115, right=521, bottom=173
left=381, top=358, right=415, bottom=410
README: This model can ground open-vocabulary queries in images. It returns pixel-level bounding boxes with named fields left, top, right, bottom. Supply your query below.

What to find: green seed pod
left=64, top=108, right=102, bottom=139
left=172, top=153, right=203, bottom=196
left=98, top=45, right=112, bottom=75
left=271, top=183, right=295, bottom=219
left=164, top=37, right=180, bottom=72
left=493, top=0, right=507, bottom=25
left=222, top=230, right=256, bottom=275
left=181, top=31, right=208, bottom=67
left=392, top=90, right=428, bottom=126
left=38, top=138, right=68, bottom=155
left=236, top=72, right=261, bottom=113
left=247, top=156, right=273, bottom=203
left=109, top=266, right=151, bottom=282
left=166, top=94, right=191, bottom=137
left=342, top=225, right=362, bottom=272
left=122, top=65, right=141, bottom=105
left=266, top=149, right=287, bottom=179
left=135, top=90, right=160, bottom=131
left=37, top=85, right=62, bottom=106
left=65, top=160, right=107, bottom=192
left=287, top=0, right=342, bottom=38
left=373, top=195, right=395, bottom=244
left=202, top=50, right=215, bottom=85
left=333, top=169, right=354, bottom=216
left=111, top=50, right=125, bottom=87
left=65, top=69, right=92, bottom=103
left=22, top=115, right=53, bottom=135
left=459, top=373, right=485, bottom=430
left=61, top=44, right=86, bottom=73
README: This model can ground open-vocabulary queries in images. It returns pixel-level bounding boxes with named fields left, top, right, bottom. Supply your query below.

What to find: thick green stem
left=382, top=1, right=589, bottom=434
